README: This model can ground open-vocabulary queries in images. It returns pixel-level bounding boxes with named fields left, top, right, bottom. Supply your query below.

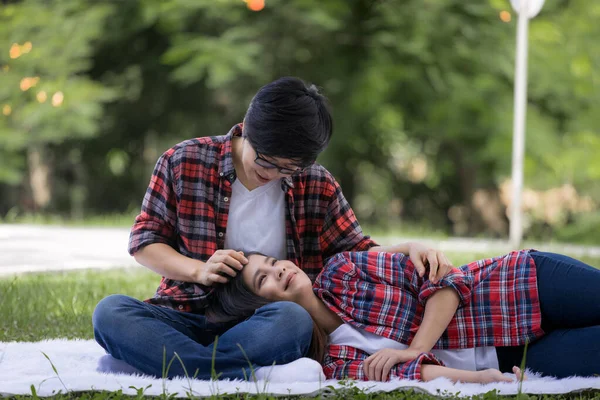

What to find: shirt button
left=224, top=197, right=229, bottom=202
left=218, top=232, right=224, bottom=237
left=178, top=305, right=184, bottom=310
left=229, top=174, right=234, bottom=179
left=219, top=172, right=224, bottom=176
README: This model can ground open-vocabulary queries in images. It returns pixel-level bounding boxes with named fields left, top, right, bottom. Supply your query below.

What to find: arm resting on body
left=323, top=346, right=445, bottom=381
left=422, top=365, right=523, bottom=383
left=363, top=287, right=461, bottom=379
left=409, top=287, right=460, bottom=353
left=421, top=364, right=480, bottom=382
left=325, top=346, right=516, bottom=383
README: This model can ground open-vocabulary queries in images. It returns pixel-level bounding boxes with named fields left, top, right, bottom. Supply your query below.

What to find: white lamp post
left=508, top=0, right=545, bottom=249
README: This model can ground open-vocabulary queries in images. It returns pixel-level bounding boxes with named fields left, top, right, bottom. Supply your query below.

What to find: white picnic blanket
left=1, top=339, right=599, bottom=397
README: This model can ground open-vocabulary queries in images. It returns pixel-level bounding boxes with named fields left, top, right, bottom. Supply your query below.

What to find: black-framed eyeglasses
left=254, top=152, right=306, bottom=176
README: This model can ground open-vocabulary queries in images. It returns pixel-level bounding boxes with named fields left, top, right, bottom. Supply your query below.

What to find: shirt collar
left=218, top=124, right=241, bottom=181
left=282, top=176, right=294, bottom=189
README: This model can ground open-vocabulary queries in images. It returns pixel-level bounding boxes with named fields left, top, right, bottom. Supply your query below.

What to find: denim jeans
left=497, top=252, right=600, bottom=377
left=93, top=295, right=313, bottom=379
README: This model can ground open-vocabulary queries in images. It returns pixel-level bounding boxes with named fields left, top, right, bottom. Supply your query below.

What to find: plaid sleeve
left=390, top=353, right=445, bottom=381
left=323, top=345, right=445, bottom=381
left=323, top=345, right=368, bottom=380
left=320, top=174, right=378, bottom=258
left=418, top=268, right=473, bottom=307
left=129, top=151, right=178, bottom=255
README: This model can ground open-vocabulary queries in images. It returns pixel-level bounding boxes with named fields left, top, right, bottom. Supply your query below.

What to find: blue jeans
left=93, top=295, right=313, bottom=379
left=496, top=252, right=600, bottom=377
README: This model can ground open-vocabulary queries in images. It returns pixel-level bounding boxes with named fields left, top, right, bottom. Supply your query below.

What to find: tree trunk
left=27, top=145, right=52, bottom=211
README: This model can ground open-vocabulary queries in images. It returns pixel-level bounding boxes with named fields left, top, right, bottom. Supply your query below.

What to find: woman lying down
left=206, top=249, right=600, bottom=383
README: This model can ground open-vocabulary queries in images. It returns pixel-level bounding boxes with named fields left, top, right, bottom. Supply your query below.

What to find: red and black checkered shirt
left=129, top=124, right=377, bottom=312
left=316, top=250, right=544, bottom=380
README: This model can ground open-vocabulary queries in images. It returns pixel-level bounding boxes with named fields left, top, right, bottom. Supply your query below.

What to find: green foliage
left=553, top=211, right=600, bottom=245
left=0, top=1, right=118, bottom=182
left=0, top=0, right=599, bottom=242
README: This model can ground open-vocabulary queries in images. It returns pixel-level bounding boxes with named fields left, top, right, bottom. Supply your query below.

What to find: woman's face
left=241, top=254, right=313, bottom=303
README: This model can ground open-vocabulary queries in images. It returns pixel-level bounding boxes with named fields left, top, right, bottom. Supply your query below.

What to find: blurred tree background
left=1, top=0, right=599, bottom=244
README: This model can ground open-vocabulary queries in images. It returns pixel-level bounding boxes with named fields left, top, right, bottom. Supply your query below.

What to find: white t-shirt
left=329, top=323, right=499, bottom=371
left=224, top=178, right=287, bottom=260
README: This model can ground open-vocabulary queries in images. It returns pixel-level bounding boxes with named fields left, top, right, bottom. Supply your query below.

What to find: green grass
left=0, top=267, right=157, bottom=342
left=2, top=254, right=600, bottom=400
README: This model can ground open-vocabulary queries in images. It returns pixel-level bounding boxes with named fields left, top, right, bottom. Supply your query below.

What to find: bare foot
left=513, top=366, right=527, bottom=381
left=478, top=367, right=527, bottom=383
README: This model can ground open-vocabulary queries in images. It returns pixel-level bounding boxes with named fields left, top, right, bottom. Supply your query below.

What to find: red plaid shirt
left=129, top=124, right=377, bottom=312
left=315, top=250, right=544, bottom=381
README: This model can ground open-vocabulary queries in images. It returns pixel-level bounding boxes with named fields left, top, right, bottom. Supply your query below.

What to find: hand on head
left=198, top=249, right=248, bottom=286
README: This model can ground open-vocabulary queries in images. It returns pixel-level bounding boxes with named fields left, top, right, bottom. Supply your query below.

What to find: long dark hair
left=205, top=256, right=328, bottom=363
left=204, top=268, right=270, bottom=323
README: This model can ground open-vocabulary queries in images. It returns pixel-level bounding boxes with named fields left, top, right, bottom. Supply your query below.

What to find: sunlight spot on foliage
left=52, top=91, right=64, bottom=107
left=19, top=76, right=39, bottom=91
left=9, top=43, right=21, bottom=59
left=36, top=91, right=48, bottom=103
left=246, top=0, right=265, bottom=12
left=499, top=10, right=512, bottom=22
left=22, top=41, right=33, bottom=53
